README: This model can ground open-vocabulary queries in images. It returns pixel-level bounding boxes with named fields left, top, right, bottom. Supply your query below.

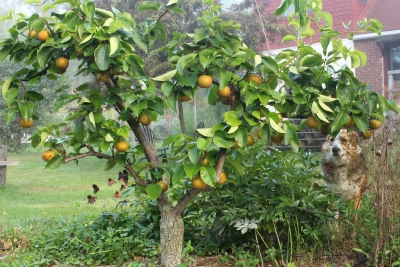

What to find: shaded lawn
left=0, top=151, right=125, bottom=225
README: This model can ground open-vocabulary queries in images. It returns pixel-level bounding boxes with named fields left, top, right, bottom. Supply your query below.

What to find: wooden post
left=0, top=146, right=6, bottom=186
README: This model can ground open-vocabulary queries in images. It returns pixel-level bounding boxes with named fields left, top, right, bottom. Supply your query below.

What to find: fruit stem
left=16, top=78, right=28, bottom=92
left=44, top=20, right=56, bottom=36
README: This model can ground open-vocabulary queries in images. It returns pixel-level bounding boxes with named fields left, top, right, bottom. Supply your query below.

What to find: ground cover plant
left=0, top=0, right=398, bottom=266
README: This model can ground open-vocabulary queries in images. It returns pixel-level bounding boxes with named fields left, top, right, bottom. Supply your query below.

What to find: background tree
left=0, top=0, right=397, bottom=266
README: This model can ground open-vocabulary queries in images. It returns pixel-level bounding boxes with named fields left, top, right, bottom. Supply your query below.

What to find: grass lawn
left=0, top=150, right=124, bottom=226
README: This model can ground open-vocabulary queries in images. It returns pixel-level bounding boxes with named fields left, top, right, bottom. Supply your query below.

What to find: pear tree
left=0, top=0, right=397, bottom=266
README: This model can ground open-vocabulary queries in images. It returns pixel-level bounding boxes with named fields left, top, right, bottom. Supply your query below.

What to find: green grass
left=0, top=151, right=124, bottom=225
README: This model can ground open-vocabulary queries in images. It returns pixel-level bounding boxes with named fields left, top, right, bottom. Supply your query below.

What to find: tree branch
left=124, top=164, right=148, bottom=186
left=20, top=65, right=51, bottom=82
left=178, top=100, right=187, bottom=134
left=174, top=188, right=209, bottom=215
left=104, top=80, right=159, bottom=165
left=215, top=148, right=227, bottom=184
left=64, top=151, right=113, bottom=163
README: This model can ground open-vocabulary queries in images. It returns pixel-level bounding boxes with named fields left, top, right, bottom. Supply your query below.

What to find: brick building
left=262, top=0, right=400, bottom=100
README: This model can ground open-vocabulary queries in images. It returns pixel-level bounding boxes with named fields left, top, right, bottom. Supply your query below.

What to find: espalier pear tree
left=0, top=0, right=398, bottom=265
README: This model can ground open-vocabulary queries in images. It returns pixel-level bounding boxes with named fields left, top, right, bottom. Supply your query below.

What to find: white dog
left=321, top=129, right=367, bottom=219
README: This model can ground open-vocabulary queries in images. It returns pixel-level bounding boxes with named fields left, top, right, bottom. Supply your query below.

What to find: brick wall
left=262, top=0, right=369, bottom=51
left=354, top=39, right=385, bottom=96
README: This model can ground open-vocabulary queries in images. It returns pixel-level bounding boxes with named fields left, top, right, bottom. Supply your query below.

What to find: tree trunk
left=159, top=204, right=184, bottom=267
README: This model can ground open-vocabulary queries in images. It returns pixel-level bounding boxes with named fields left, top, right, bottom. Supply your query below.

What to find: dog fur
left=321, top=129, right=367, bottom=219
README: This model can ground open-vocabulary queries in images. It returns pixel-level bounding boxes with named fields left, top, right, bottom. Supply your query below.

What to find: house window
left=387, top=41, right=400, bottom=81
left=386, top=40, right=400, bottom=99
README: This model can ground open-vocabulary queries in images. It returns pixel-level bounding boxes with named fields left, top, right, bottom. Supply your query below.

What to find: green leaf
left=196, top=137, right=212, bottom=150
left=200, top=166, right=216, bottom=188
left=269, top=118, right=286, bottom=133
left=114, top=154, right=127, bottom=166
left=187, top=144, right=199, bottom=164
left=213, top=130, right=235, bottom=148
left=353, top=113, right=368, bottom=133
left=387, top=100, right=399, bottom=113
left=254, top=55, right=262, bottom=69
left=45, top=156, right=64, bottom=170
left=86, top=2, right=95, bottom=23
left=53, top=0, right=73, bottom=4
left=94, top=44, right=110, bottom=70
left=172, top=165, right=185, bottom=185
left=223, top=111, right=242, bottom=127
left=281, top=34, right=296, bottom=43
left=64, top=10, right=80, bottom=28
left=184, top=162, right=202, bottom=177
left=224, top=157, right=244, bottom=175
left=0, top=15, right=12, bottom=24
left=274, top=0, right=291, bottom=16
left=137, top=2, right=160, bottom=11
left=311, top=101, right=329, bottom=122
left=319, top=11, right=333, bottom=27
left=146, top=184, right=162, bottom=200
left=153, top=69, right=177, bottom=82
left=2, top=78, right=12, bottom=98
left=367, top=91, right=378, bottom=115
left=263, top=56, right=279, bottom=74
left=196, top=128, right=214, bottom=138
left=177, top=53, right=197, bottom=74
left=219, top=71, right=232, bottom=90
left=26, top=91, right=44, bottom=101
left=132, top=30, right=148, bottom=53
left=318, top=95, right=336, bottom=102
left=130, top=101, right=147, bottom=117
left=37, top=46, right=54, bottom=68
left=19, top=102, right=34, bottom=122
left=109, top=37, right=121, bottom=57
left=88, top=112, right=96, bottom=131
left=95, top=8, right=114, bottom=18
left=80, top=34, right=93, bottom=44
left=105, top=133, right=114, bottom=142
left=318, top=100, right=333, bottom=113
left=259, top=123, right=271, bottom=144
left=74, top=119, right=85, bottom=143
left=331, top=111, right=348, bottom=132
left=25, top=0, right=40, bottom=4
left=103, top=159, right=116, bottom=171
left=38, top=132, right=48, bottom=150
left=0, top=45, right=12, bottom=62
left=4, top=88, right=19, bottom=106
left=166, top=0, right=178, bottom=6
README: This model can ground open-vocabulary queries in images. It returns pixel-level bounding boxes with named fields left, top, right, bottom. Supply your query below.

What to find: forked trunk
left=159, top=205, right=184, bottom=267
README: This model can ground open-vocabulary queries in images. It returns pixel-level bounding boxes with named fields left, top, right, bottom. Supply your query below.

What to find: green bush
left=187, top=145, right=339, bottom=261
left=1, top=201, right=159, bottom=266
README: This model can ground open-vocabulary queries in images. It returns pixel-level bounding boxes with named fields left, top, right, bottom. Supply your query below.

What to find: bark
left=159, top=203, right=184, bottom=267
left=178, top=100, right=187, bottom=134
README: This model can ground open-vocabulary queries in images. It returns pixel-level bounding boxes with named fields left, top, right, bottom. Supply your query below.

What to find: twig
left=255, top=229, right=265, bottom=267
left=157, top=10, right=169, bottom=23
left=20, top=65, right=51, bottom=82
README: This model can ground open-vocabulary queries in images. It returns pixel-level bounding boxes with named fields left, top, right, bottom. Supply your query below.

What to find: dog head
left=321, top=129, right=361, bottom=167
